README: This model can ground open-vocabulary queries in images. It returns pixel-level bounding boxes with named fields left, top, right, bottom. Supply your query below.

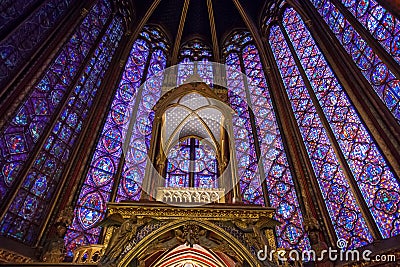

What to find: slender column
left=226, top=112, right=242, bottom=203
left=141, top=115, right=164, bottom=200
left=219, top=117, right=230, bottom=200
left=188, top=138, right=196, bottom=187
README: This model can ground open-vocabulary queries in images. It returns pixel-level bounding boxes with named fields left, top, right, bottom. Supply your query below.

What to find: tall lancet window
left=115, top=28, right=169, bottom=202
left=64, top=26, right=169, bottom=255
left=177, top=39, right=213, bottom=86
left=0, top=0, right=118, bottom=246
left=0, top=0, right=77, bottom=88
left=224, top=32, right=310, bottom=251
left=309, top=0, right=400, bottom=123
left=265, top=5, right=400, bottom=249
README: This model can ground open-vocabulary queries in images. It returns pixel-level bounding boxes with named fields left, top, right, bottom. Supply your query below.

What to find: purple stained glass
left=0, top=0, right=41, bottom=34
left=269, top=24, right=373, bottom=249
left=225, top=53, right=264, bottom=206
left=0, top=16, right=124, bottom=245
left=340, top=0, right=400, bottom=64
left=309, top=0, right=400, bottom=124
left=177, top=39, right=213, bottom=86
left=0, top=0, right=111, bottom=206
left=197, top=59, right=214, bottom=86
left=166, top=141, right=190, bottom=188
left=240, top=41, right=310, bottom=250
left=64, top=39, right=149, bottom=255
left=116, top=49, right=167, bottom=201
left=65, top=26, right=168, bottom=255
left=0, top=0, right=77, bottom=88
left=179, top=40, right=213, bottom=61
left=282, top=7, right=400, bottom=239
left=194, top=146, right=218, bottom=188
left=177, top=58, right=213, bottom=87
left=166, top=138, right=218, bottom=189
left=177, top=57, right=194, bottom=86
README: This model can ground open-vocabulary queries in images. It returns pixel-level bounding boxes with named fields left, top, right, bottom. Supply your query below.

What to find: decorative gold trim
left=107, top=202, right=276, bottom=221
left=0, top=249, right=32, bottom=263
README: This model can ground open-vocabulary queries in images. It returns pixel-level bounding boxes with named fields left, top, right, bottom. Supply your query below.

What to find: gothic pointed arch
left=142, top=82, right=233, bottom=201
left=103, top=213, right=269, bottom=267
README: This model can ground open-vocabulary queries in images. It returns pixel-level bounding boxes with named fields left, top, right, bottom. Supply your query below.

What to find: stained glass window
left=0, top=15, right=124, bottom=246
left=116, top=47, right=168, bottom=202
left=177, top=39, right=213, bottom=86
left=225, top=53, right=264, bottom=205
left=265, top=4, right=400, bottom=248
left=269, top=23, right=373, bottom=249
left=0, top=0, right=77, bottom=88
left=166, top=138, right=218, bottom=189
left=177, top=57, right=194, bottom=86
left=339, top=0, right=400, bottom=64
left=0, top=0, right=111, bottom=206
left=64, top=26, right=169, bottom=255
left=0, top=0, right=41, bottom=34
left=224, top=32, right=310, bottom=250
left=309, top=0, right=400, bottom=124
left=281, top=7, right=400, bottom=239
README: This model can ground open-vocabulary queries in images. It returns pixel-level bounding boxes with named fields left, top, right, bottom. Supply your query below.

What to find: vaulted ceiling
left=130, top=0, right=268, bottom=61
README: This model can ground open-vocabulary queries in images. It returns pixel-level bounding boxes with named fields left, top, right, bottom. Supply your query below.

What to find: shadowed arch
left=118, top=219, right=261, bottom=267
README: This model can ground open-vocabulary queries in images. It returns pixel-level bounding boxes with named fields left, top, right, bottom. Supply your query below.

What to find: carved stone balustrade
left=156, top=187, right=225, bottom=204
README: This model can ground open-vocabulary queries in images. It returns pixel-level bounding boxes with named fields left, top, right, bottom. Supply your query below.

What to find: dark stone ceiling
left=130, top=0, right=267, bottom=50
